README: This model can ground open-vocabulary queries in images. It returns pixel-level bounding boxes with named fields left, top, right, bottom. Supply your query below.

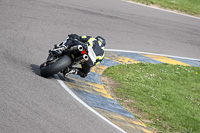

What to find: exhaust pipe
left=83, top=54, right=88, bottom=61
left=77, top=45, right=83, bottom=51
left=70, top=45, right=83, bottom=52
left=75, top=54, right=89, bottom=63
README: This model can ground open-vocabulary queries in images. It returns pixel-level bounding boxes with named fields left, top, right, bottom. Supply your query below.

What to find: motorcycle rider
left=52, top=34, right=106, bottom=78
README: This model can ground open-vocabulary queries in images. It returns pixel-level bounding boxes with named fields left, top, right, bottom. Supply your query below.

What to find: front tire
left=40, top=55, right=72, bottom=78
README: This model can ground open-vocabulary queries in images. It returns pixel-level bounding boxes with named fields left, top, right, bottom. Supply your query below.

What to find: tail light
left=81, top=49, right=87, bottom=54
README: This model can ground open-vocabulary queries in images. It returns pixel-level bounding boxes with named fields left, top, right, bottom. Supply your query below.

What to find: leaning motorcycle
left=40, top=40, right=96, bottom=78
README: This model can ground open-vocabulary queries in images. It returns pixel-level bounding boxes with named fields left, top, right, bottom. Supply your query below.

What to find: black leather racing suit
left=65, top=34, right=105, bottom=77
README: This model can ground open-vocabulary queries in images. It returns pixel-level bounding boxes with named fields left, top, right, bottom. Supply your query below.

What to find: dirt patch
left=100, top=75, right=153, bottom=125
left=100, top=76, right=120, bottom=100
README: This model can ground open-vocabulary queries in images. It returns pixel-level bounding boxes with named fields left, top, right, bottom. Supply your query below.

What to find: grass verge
left=130, top=0, right=200, bottom=17
left=102, top=63, right=200, bottom=133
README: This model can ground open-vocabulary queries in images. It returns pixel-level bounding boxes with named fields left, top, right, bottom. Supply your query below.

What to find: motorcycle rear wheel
left=40, top=55, right=71, bottom=78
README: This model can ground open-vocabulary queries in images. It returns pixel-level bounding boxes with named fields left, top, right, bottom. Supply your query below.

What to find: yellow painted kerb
left=86, top=82, right=113, bottom=99
left=91, top=65, right=107, bottom=75
left=105, top=56, right=140, bottom=64
left=142, top=54, right=190, bottom=66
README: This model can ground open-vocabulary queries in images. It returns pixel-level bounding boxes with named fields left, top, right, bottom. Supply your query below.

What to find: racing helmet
left=96, top=36, right=106, bottom=47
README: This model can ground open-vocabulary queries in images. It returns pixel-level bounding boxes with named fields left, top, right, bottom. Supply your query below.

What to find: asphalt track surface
left=0, top=0, right=200, bottom=133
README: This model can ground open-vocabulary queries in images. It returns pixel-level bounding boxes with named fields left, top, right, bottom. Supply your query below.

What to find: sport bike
left=40, top=40, right=96, bottom=78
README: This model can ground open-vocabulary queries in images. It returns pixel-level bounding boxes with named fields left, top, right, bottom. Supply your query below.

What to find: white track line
left=123, top=0, right=200, bottom=20
left=105, top=49, right=200, bottom=61
left=54, top=74, right=127, bottom=133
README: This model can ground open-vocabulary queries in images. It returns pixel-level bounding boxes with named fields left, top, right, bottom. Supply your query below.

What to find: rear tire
left=40, top=62, right=46, bottom=69
left=40, top=55, right=71, bottom=78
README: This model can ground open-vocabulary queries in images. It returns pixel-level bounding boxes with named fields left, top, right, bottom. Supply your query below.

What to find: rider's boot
left=63, top=68, right=87, bottom=78
left=63, top=68, right=77, bottom=77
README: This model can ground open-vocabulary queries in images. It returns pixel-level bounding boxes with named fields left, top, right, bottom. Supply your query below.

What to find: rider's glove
left=54, top=42, right=64, bottom=49
left=50, top=43, right=67, bottom=55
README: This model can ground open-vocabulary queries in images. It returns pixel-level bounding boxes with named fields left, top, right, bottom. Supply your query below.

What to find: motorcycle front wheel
left=40, top=55, right=72, bottom=78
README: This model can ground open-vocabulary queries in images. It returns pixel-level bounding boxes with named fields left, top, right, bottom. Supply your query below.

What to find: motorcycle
left=40, top=40, right=96, bottom=78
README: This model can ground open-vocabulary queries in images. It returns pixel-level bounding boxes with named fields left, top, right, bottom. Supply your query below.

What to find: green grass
left=131, top=0, right=200, bottom=16
left=103, top=63, right=200, bottom=133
